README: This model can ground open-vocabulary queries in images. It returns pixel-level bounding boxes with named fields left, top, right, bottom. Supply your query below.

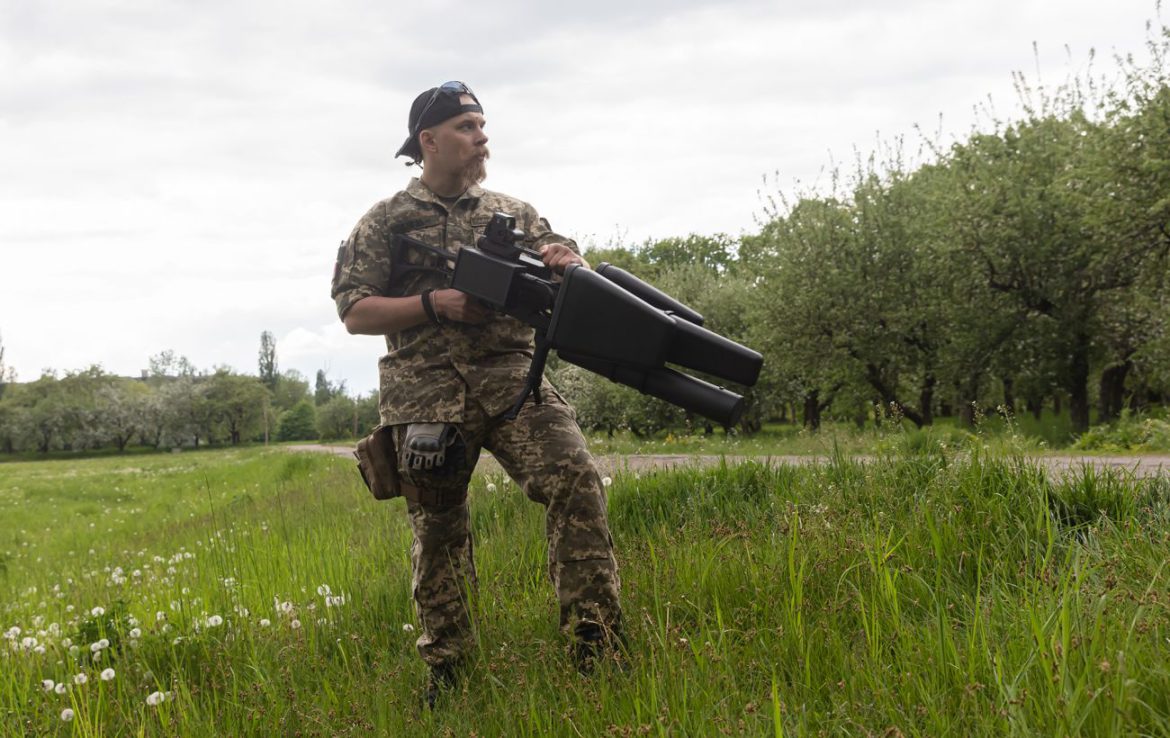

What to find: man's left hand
left=539, top=243, right=590, bottom=275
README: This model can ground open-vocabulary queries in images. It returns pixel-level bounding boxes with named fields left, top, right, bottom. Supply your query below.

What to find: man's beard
left=460, top=148, right=490, bottom=189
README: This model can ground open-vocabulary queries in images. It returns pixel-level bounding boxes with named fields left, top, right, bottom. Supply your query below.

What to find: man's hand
left=432, top=288, right=493, bottom=324
left=539, top=243, right=590, bottom=275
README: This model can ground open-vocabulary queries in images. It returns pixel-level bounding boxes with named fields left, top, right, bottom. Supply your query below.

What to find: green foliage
left=315, top=395, right=357, bottom=440
left=1073, top=410, right=1170, bottom=452
left=277, top=400, right=318, bottom=441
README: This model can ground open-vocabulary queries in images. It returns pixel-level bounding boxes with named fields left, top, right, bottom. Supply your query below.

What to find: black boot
left=573, top=624, right=627, bottom=675
left=424, top=662, right=458, bottom=709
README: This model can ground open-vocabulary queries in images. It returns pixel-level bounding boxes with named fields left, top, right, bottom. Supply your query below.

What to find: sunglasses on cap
left=411, top=81, right=479, bottom=137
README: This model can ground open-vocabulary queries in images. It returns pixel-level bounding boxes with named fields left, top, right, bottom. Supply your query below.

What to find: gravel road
left=287, top=445, right=1170, bottom=479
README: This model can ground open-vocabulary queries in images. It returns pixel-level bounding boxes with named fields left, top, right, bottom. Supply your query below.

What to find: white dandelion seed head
left=206, top=615, right=223, bottom=627
left=289, top=619, right=301, bottom=630
left=90, top=606, right=105, bottom=617
left=100, top=668, right=115, bottom=681
left=259, top=619, right=271, bottom=627
left=129, top=628, right=141, bottom=639
left=60, top=637, right=72, bottom=648
left=486, top=483, right=498, bottom=493
left=146, top=690, right=166, bottom=706
left=73, top=673, right=87, bottom=685
left=402, top=623, right=415, bottom=633
left=60, top=708, right=75, bottom=722
left=41, top=679, right=55, bottom=692
left=54, top=682, right=66, bottom=695
left=316, top=584, right=331, bottom=597
left=602, top=476, right=613, bottom=487
left=33, top=645, right=45, bottom=654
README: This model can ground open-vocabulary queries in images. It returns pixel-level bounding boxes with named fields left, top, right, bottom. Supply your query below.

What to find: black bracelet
left=420, top=289, right=441, bottom=324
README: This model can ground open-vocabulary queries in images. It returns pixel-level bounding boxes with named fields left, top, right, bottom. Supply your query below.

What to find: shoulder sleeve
left=516, top=201, right=578, bottom=255
left=331, top=201, right=394, bottom=320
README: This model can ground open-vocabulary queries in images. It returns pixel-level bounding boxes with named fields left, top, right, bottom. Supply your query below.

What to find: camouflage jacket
left=331, top=178, right=578, bottom=425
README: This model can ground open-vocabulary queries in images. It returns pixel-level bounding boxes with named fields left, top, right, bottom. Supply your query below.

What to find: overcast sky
left=0, top=0, right=1162, bottom=395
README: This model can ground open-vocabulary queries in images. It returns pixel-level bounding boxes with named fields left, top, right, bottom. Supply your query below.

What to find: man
left=330, top=82, right=623, bottom=706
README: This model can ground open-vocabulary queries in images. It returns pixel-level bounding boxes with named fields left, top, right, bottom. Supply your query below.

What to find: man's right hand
left=433, top=288, right=492, bottom=324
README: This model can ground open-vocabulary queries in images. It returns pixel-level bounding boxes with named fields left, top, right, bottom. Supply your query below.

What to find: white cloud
left=0, top=0, right=1162, bottom=392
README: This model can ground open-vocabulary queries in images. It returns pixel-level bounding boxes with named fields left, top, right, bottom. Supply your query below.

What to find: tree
left=316, top=395, right=357, bottom=440
left=277, top=400, right=318, bottom=441
left=258, top=331, right=279, bottom=391
left=148, top=350, right=197, bottom=380
left=93, top=380, right=151, bottom=452
left=0, top=329, right=15, bottom=400
left=271, top=369, right=311, bottom=413
left=314, top=369, right=346, bottom=406
left=205, top=370, right=269, bottom=445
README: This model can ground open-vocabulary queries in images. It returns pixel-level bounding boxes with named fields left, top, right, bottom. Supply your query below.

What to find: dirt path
left=287, top=445, right=1170, bottom=479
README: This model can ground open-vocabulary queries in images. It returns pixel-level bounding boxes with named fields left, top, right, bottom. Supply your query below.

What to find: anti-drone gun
left=393, top=213, right=763, bottom=427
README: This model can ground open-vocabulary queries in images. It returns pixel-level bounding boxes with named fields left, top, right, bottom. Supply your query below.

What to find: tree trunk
left=1068, top=335, right=1091, bottom=434
left=919, top=374, right=936, bottom=426
left=802, top=389, right=821, bottom=431
left=1002, top=376, right=1015, bottom=415
left=1097, top=361, right=1131, bottom=422
left=1025, top=396, right=1043, bottom=420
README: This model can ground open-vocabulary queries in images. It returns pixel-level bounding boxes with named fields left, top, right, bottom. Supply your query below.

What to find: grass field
left=2, top=445, right=1169, bottom=736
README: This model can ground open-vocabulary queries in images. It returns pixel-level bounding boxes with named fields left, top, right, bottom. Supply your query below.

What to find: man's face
left=424, top=93, right=490, bottom=184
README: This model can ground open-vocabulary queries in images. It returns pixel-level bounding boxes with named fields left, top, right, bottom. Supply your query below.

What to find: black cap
left=395, top=82, right=483, bottom=162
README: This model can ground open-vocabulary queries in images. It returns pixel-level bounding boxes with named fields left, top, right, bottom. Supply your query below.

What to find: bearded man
left=330, top=81, right=623, bottom=707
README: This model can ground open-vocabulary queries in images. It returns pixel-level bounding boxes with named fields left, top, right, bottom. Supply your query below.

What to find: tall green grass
left=1, top=447, right=1168, bottom=736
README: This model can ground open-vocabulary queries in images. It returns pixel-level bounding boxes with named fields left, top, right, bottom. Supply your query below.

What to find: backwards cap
left=394, top=81, right=483, bottom=162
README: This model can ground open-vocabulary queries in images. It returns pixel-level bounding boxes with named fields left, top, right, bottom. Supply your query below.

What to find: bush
left=276, top=401, right=318, bottom=441
left=1074, top=411, right=1170, bottom=452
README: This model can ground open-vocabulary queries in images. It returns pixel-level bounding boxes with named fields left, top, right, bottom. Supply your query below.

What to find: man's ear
left=419, top=129, right=438, bottom=154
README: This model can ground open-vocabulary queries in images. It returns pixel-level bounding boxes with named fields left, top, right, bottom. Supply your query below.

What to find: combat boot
left=423, top=662, right=458, bottom=710
left=573, top=624, right=627, bottom=675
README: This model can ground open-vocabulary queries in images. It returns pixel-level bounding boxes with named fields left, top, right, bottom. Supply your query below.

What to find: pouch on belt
left=354, top=426, right=401, bottom=500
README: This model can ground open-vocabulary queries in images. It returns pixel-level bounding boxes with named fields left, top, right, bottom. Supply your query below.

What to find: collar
left=407, top=177, right=485, bottom=206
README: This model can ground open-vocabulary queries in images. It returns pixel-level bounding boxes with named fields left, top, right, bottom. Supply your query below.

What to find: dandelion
left=41, top=679, right=55, bottom=692
left=129, top=628, right=141, bottom=639
left=91, top=606, right=105, bottom=617
left=54, top=683, right=66, bottom=695
left=486, top=482, right=498, bottom=493
left=602, top=476, right=613, bottom=487
left=156, top=611, right=167, bottom=622
left=206, top=615, right=223, bottom=627
left=316, top=584, right=332, bottom=597
left=259, top=618, right=271, bottom=627
left=402, top=623, right=415, bottom=633
left=61, top=708, right=75, bottom=722
left=146, top=690, right=166, bottom=706
left=100, top=668, right=115, bottom=681
left=60, top=637, right=72, bottom=648
left=290, top=619, right=301, bottom=630
left=73, top=673, right=87, bottom=685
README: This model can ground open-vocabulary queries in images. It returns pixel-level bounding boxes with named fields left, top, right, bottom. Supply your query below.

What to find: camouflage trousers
left=393, top=392, right=622, bottom=668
